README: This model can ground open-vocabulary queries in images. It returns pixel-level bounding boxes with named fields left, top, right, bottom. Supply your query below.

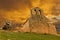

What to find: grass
left=0, top=31, right=60, bottom=40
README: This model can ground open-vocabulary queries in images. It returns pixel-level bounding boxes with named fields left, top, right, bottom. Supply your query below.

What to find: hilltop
left=0, top=31, right=60, bottom=40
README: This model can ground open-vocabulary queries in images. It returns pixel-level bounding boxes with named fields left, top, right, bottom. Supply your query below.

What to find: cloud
left=0, top=0, right=59, bottom=23
left=0, top=0, right=31, bottom=11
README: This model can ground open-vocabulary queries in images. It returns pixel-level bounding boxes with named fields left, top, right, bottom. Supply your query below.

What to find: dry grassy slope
left=0, top=31, right=60, bottom=40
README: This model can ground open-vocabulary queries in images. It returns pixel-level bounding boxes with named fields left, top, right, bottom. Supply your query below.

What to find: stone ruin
left=0, top=7, right=57, bottom=35
left=23, top=7, right=57, bottom=35
left=1, top=20, right=23, bottom=32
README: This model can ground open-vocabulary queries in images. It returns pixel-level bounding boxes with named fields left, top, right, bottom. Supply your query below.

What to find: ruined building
left=1, top=20, right=23, bottom=32
left=23, top=7, right=57, bottom=35
left=0, top=7, right=57, bottom=35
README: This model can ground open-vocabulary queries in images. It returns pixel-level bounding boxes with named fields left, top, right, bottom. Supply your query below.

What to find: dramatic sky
left=0, top=0, right=31, bottom=10
left=0, top=0, right=59, bottom=23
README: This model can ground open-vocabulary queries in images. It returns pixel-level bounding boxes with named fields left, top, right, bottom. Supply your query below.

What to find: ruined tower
left=29, top=7, right=49, bottom=33
left=23, top=7, right=56, bottom=35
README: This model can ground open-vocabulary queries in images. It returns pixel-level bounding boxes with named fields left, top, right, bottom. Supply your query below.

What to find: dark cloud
left=0, top=0, right=32, bottom=11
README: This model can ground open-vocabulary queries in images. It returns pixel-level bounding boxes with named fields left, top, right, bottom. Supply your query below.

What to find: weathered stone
left=23, top=7, right=57, bottom=35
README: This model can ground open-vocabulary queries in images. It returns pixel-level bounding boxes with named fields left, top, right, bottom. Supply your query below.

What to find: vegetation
left=0, top=31, right=60, bottom=40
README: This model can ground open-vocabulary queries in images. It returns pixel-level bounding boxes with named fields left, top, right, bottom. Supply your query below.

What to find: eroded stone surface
left=23, top=7, right=57, bottom=35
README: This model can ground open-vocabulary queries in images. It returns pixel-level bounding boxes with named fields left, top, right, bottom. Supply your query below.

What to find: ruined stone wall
left=23, top=7, right=57, bottom=35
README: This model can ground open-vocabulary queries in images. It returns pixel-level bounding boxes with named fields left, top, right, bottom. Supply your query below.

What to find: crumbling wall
left=0, top=19, right=22, bottom=32
left=23, top=7, right=57, bottom=35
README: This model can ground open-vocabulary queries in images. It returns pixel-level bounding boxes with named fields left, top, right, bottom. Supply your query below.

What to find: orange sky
left=0, top=0, right=59, bottom=23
